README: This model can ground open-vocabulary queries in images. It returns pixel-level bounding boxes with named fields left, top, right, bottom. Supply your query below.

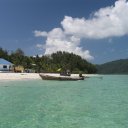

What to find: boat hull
left=39, top=74, right=84, bottom=81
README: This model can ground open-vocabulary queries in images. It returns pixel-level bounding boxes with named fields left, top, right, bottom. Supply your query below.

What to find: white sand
left=0, top=73, right=41, bottom=81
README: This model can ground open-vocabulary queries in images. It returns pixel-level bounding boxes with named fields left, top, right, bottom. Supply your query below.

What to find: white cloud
left=34, top=28, right=94, bottom=60
left=37, top=28, right=93, bottom=60
left=34, top=0, right=128, bottom=60
left=61, top=0, right=128, bottom=39
left=36, top=43, right=45, bottom=51
left=34, top=30, right=48, bottom=37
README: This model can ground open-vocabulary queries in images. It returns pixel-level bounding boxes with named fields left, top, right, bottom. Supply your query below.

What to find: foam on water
left=0, top=75, right=128, bottom=128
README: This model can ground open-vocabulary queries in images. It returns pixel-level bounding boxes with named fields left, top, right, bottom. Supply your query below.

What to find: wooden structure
left=39, top=73, right=84, bottom=81
left=14, top=65, right=24, bottom=73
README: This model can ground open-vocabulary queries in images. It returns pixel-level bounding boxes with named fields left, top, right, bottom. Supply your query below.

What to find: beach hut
left=14, top=65, right=24, bottom=73
left=0, top=58, right=13, bottom=72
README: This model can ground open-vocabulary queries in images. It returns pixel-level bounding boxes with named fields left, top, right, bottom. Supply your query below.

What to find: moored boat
left=39, top=73, right=84, bottom=81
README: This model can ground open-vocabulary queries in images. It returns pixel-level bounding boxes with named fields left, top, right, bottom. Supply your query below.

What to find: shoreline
left=0, top=73, right=100, bottom=81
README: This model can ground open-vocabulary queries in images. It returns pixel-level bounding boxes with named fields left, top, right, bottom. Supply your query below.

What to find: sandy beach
left=0, top=73, right=41, bottom=81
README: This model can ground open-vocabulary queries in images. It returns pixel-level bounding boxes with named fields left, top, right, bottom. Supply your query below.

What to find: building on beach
left=0, top=58, right=14, bottom=72
left=14, top=65, right=24, bottom=73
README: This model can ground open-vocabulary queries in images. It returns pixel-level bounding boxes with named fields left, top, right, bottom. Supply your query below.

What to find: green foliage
left=0, top=48, right=97, bottom=73
left=38, top=51, right=97, bottom=73
left=0, top=47, right=8, bottom=60
left=96, top=59, right=128, bottom=74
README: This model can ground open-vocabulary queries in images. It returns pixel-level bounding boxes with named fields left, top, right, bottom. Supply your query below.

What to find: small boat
left=39, top=73, right=84, bottom=81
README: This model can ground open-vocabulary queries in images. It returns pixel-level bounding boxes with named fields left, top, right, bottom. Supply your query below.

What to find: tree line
left=0, top=47, right=97, bottom=73
left=96, top=59, right=128, bottom=74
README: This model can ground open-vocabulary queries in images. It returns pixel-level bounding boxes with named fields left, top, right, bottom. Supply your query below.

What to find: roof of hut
left=0, top=58, right=13, bottom=65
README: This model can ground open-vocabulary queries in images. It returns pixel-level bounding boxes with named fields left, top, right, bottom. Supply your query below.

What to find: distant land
left=96, top=59, right=128, bottom=74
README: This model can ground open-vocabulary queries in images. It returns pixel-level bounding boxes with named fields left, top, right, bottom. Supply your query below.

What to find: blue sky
left=0, top=0, right=128, bottom=64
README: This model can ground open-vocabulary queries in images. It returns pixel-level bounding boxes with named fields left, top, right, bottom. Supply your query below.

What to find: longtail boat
left=39, top=73, right=84, bottom=81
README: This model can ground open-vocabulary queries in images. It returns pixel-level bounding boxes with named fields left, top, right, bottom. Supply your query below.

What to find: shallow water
left=0, top=75, right=128, bottom=128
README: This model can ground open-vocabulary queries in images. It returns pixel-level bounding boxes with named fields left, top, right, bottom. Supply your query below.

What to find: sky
left=0, top=0, right=128, bottom=64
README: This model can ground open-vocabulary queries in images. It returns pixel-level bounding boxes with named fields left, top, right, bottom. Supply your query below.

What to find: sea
left=0, top=75, right=128, bottom=128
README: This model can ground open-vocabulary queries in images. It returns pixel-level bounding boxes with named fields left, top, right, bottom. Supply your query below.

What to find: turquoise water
left=0, top=75, right=128, bottom=128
